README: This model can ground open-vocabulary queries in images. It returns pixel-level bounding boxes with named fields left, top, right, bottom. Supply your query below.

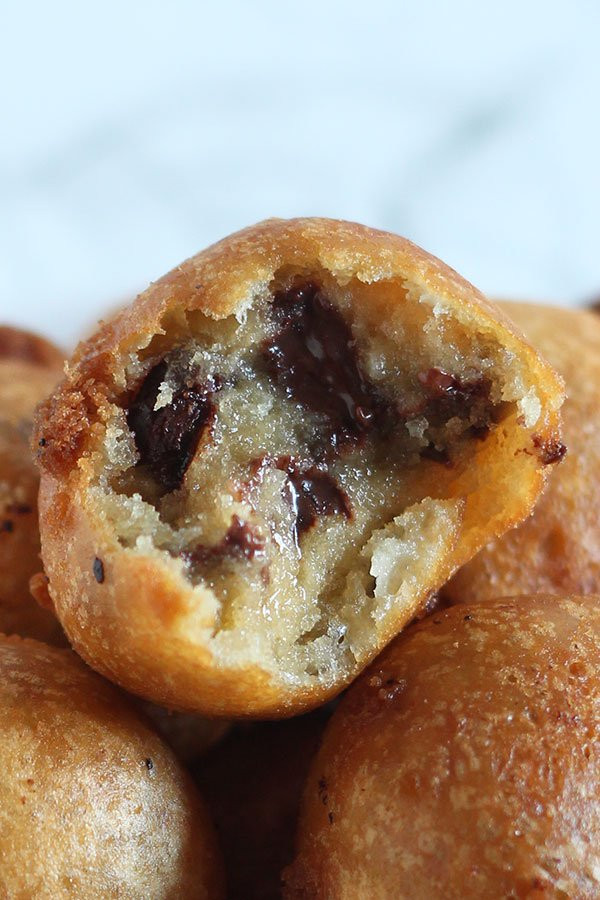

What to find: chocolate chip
left=262, top=281, right=383, bottom=451
left=93, top=557, right=105, bottom=583
left=418, top=368, right=488, bottom=402
left=532, top=434, right=567, bottom=466
left=127, top=361, right=223, bottom=493
left=145, top=757, right=155, bottom=775
left=245, top=455, right=353, bottom=541
left=38, top=437, right=47, bottom=447
left=183, top=515, right=266, bottom=568
left=281, top=459, right=353, bottom=536
left=420, top=443, right=452, bottom=466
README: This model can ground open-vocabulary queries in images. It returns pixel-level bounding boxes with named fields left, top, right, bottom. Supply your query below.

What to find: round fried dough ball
left=285, top=596, right=600, bottom=899
left=444, top=303, right=600, bottom=604
left=0, top=634, right=223, bottom=899
left=0, top=325, right=64, bottom=642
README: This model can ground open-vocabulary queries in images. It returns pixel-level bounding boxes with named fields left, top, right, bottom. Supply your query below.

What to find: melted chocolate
left=127, top=361, right=222, bottom=493
left=282, top=460, right=353, bottom=536
left=420, top=443, right=452, bottom=467
left=262, top=282, right=381, bottom=451
left=418, top=368, right=489, bottom=404
left=184, top=515, right=266, bottom=567
left=418, top=367, right=492, bottom=432
left=246, top=455, right=353, bottom=539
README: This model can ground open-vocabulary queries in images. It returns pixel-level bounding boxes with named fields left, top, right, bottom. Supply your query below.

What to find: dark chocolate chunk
left=418, top=367, right=492, bottom=432
left=93, top=557, right=105, bottom=583
left=418, top=367, right=489, bottom=404
left=127, top=361, right=222, bottom=493
left=420, top=443, right=452, bottom=467
left=184, top=515, right=267, bottom=568
left=262, top=281, right=383, bottom=451
left=243, top=455, right=353, bottom=540
left=145, top=757, right=155, bottom=775
left=280, top=459, right=353, bottom=536
left=532, top=434, right=567, bottom=465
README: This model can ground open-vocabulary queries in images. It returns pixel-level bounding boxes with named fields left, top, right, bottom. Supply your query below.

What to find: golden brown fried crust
left=0, top=328, right=65, bottom=643
left=444, top=303, right=600, bottom=605
left=285, top=595, right=600, bottom=900
left=33, top=219, right=564, bottom=716
left=0, top=634, right=224, bottom=899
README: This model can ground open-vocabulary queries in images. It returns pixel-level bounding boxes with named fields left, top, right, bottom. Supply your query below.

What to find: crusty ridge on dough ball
left=444, top=302, right=600, bottom=604
left=35, top=218, right=564, bottom=716
left=0, top=325, right=65, bottom=644
left=284, top=595, right=600, bottom=900
left=0, top=634, right=223, bottom=899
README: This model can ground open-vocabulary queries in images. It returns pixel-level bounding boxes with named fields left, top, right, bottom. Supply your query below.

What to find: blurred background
left=2, top=0, right=599, bottom=348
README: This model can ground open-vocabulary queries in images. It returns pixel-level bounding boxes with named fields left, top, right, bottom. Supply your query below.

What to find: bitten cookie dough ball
left=444, top=303, right=600, bottom=605
left=284, top=596, right=600, bottom=899
left=0, top=635, right=223, bottom=899
left=35, top=219, right=563, bottom=716
left=0, top=326, right=65, bottom=643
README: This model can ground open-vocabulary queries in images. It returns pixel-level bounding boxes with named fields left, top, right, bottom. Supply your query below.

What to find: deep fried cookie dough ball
left=35, top=219, right=563, bottom=716
left=0, top=634, right=223, bottom=899
left=444, top=303, right=600, bottom=604
left=0, top=326, right=64, bottom=642
left=285, top=596, right=600, bottom=900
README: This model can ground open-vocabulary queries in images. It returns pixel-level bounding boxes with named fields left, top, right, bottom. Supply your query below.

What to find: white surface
left=1, top=1, right=599, bottom=348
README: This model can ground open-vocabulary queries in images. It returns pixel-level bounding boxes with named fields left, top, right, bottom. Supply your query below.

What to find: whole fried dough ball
left=284, top=596, right=600, bottom=899
left=0, top=635, right=223, bottom=899
left=0, top=326, right=64, bottom=643
left=35, top=219, right=563, bottom=716
left=444, top=302, right=600, bottom=604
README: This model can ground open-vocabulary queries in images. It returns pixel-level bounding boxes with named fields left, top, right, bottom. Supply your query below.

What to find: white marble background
left=1, top=1, right=599, bottom=348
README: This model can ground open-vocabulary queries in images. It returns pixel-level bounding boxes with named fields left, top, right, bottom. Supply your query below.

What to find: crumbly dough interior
left=94, top=268, right=539, bottom=687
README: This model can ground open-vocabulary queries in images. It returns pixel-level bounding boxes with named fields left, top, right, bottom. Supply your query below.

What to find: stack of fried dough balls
left=4, top=221, right=600, bottom=898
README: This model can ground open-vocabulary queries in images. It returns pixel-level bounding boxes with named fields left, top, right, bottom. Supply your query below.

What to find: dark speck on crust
left=145, top=757, right=155, bottom=775
left=38, top=437, right=47, bottom=447
left=93, top=557, right=105, bottom=584
left=318, top=777, right=329, bottom=806
left=6, top=503, right=32, bottom=515
left=532, top=434, right=567, bottom=466
left=0, top=520, right=14, bottom=533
